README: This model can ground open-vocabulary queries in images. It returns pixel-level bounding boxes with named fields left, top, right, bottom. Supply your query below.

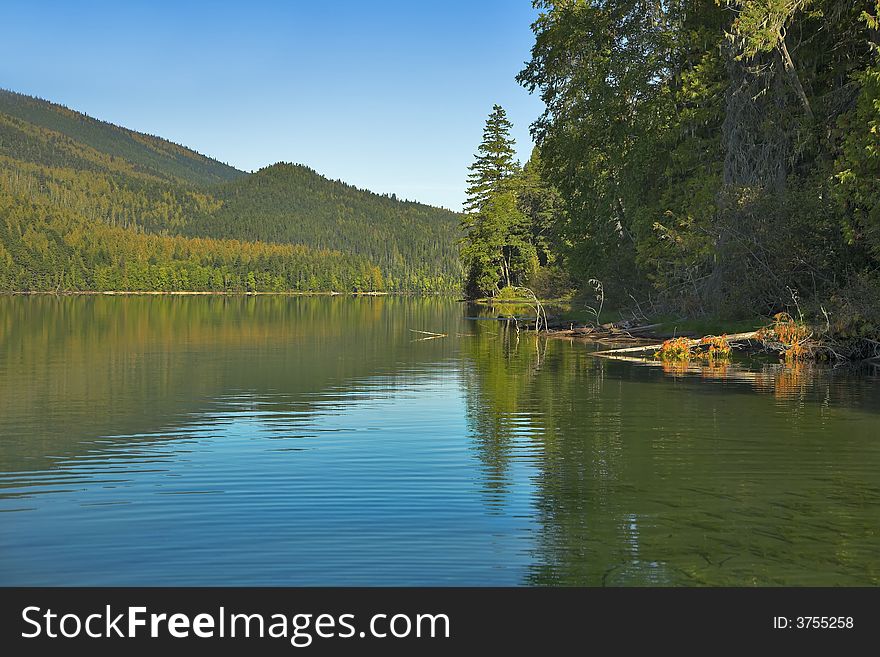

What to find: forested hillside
left=0, top=89, right=242, bottom=186
left=462, top=1, right=880, bottom=341
left=0, top=89, right=461, bottom=293
left=185, top=162, right=462, bottom=292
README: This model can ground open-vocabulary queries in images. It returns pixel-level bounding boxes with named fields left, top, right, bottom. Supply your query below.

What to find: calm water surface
left=1, top=296, right=879, bottom=585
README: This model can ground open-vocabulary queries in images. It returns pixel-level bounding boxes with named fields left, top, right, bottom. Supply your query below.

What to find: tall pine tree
left=461, top=105, right=535, bottom=297
left=464, top=105, right=519, bottom=213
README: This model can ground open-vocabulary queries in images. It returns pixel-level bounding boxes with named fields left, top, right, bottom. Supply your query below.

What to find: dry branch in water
left=409, top=329, right=448, bottom=342
left=508, top=286, right=547, bottom=333
left=591, top=331, right=759, bottom=357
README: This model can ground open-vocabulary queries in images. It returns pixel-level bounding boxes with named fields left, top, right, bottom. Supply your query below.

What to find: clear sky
left=0, top=0, right=544, bottom=210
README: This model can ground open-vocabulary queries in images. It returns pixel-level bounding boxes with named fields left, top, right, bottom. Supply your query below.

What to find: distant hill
left=0, top=89, right=243, bottom=186
left=0, top=89, right=462, bottom=293
left=186, top=163, right=462, bottom=290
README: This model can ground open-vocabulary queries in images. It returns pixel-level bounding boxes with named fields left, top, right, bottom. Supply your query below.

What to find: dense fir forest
left=184, top=162, right=462, bottom=291
left=462, top=1, right=880, bottom=341
left=0, top=89, right=462, bottom=293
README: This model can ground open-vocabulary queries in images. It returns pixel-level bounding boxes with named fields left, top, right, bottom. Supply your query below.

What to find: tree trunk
left=777, top=35, right=813, bottom=121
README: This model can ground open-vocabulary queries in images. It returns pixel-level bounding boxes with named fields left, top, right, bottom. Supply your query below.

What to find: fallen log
left=624, top=323, right=663, bottom=334
left=409, top=329, right=448, bottom=341
left=545, top=328, right=597, bottom=337
left=590, top=331, right=759, bottom=357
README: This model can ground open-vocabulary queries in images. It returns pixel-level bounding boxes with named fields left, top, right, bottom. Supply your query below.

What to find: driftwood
left=540, top=321, right=669, bottom=346
left=409, top=329, right=447, bottom=341
left=590, top=331, right=760, bottom=357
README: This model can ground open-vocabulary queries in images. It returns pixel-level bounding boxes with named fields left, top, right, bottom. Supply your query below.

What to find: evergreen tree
left=461, top=105, right=534, bottom=297
left=464, top=104, right=519, bottom=214
left=516, top=148, right=560, bottom=269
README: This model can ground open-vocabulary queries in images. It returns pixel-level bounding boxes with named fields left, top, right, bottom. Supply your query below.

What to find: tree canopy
left=458, top=0, right=880, bottom=335
left=461, top=106, right=557, bottom=297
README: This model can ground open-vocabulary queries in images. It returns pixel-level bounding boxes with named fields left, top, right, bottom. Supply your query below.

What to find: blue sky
left=0, top=1, right=544, bottom=210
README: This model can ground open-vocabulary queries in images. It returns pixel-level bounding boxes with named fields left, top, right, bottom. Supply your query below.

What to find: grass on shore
left=469, top=286, right=768, bottom=337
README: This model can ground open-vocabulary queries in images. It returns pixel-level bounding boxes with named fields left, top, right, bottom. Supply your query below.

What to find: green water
left=1, top=296, right=878, bottom=585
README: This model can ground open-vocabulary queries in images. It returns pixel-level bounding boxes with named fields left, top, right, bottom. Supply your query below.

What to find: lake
left=1, top=296, right=879, bottom=585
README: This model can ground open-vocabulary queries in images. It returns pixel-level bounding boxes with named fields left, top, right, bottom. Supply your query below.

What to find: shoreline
left=1, top=290, right=401, bottom=297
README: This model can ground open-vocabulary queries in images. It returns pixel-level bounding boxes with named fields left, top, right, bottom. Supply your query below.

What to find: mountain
left=0, top=89, right=242, bottom=186
left=185, top=163, right=462, bottom=290
left=0, top=89, right=462, bottom=293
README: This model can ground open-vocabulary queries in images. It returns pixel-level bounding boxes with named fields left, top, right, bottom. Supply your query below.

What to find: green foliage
left=518, top=0, right=697, bottom=296
left=0, top=186, right=379, bottom=292
left=0, top=89, right=462, bottom=293
left=461, top=107, right=560, bottom=298
left=516, top=0, right=880, bottom=322
left=527, top=265, right=576, bottom=300
left=0, top=89, right=242, bottom=186
left=517, top=148, right=561, bottom=269
left=725, top=1, right=813, bottom=56
left=832, top=2, right=880, bottom=261
left=185, top=162, right=461, bottom=293
left=464, top=104, right=519, bottom=214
